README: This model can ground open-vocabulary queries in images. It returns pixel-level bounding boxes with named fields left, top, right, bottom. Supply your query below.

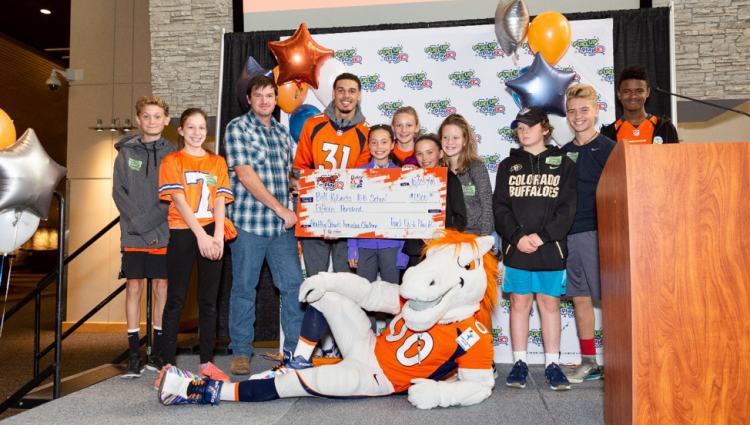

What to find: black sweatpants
left=161, top=223, right=223, bottom=365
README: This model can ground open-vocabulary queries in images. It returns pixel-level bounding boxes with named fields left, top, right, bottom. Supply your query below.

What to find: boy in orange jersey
left=293, top=73, right=371, bottom=277
left=113, top=95, right=176, bottom=378
left=601, top=65, right=679, bottom=145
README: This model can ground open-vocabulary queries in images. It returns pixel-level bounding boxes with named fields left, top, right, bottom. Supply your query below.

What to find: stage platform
left=2, top=356, right=604, bottom=424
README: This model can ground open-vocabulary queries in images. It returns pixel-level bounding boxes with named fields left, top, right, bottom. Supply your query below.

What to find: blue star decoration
left=0, top=128, right=67, bottom=220
left=505, top=52, right=576, bottom=117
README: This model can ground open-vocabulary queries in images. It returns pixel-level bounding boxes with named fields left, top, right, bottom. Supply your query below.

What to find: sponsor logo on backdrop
left=424, top=99, right=457, bottom=117
left=595, top=329, right=603, bottom=348
left=498, top=127, right=520, bottom=143
left=472, top=41, right=504, bottom=59
left=350, top=175, right=363, bottom=189
left=474, top=97, right=506, bottom=116
left=572, top=37, right=605, bottom=56
left=449, top=70, right=481, bottom=88
left=597, top=94, right=608, bottom=111
left=378, top=45, right=409, bottom=63
left=471, top=125, right=482, bottom=143
left=360, top=74, right=386, bottom=92
left=378, top=100, right=405, bottom=118
left=521, top=42, right=534, bottom=55
left=334, top=48, right=362, bottom=66
left=481, top=154, right=501, bottom=173
left=491, top=327, right=509, bottom=346
left=528, top=328, right=543, bottom=346
left=556, top=65, right=581, bottom=82
left=401, top=72, right=433, bottom=90
left=424, top=43, right=456, bottom=62
left=417, top=128, right=427, bottom=137
left=497, top=69, right=521, bottom=83
left=598, top=67, right=614, bottom=84
left=559, top=300, right=576, bottom=318
left=316, top=174, right=344, bottom=191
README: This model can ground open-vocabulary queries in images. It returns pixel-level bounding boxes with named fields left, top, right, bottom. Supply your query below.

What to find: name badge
left=128, top=158, right=142, bottom=171
left=545, top=156, right=562, bottom=165
left=205, top=175, right=218, bottom=186
left=462, top=185, right=476, bottom=197
left=456, top=327, right=479, bottom=351
left=566, top=152, right=579, bottom=163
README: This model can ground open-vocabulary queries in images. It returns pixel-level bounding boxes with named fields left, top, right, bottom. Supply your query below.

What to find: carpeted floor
left=1, top=353, right=604, bottom=424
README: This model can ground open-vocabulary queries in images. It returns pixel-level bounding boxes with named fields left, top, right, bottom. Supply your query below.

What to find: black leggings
left=161, top=223, right=223, bottom=364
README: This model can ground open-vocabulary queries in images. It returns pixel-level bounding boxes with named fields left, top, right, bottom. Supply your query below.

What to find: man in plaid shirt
left=223, top=75, right=305, bottom=376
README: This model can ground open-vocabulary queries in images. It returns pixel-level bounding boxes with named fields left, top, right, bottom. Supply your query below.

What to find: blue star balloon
left=505, top=52, right=576, bottom=117
left=237, top=56, right=273, bottom=113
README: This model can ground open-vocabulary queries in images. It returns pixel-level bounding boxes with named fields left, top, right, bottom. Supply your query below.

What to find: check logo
left=591, top=147, right=600, bottom=151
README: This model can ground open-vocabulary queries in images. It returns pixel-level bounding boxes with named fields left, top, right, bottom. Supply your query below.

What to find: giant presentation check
left=295, top=168, right=447, bottom=239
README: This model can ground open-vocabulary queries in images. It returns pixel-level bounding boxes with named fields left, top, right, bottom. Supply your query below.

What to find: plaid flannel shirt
left=224, top=111, right=292, bottom=237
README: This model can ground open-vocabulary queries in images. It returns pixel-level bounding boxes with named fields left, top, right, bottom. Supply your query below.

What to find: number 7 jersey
left=293, top=113, right=371, bottom=170
left=159, top=150, right=234, bottom=229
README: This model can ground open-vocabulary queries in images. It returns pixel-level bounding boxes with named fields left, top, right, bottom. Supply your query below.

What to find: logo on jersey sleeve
left=424, top=99, right=457, bottom=117
left=378, top=45, right=409, bottom=64
left=402, top=72, right=433, bottom=90
left=473, top=41, right=504, bottom=59
left=474, top=97, right=505, bottom=116
left=424, top=43, right=456, bottom=62
left=378, top=100, right=404, bottom=118
left=572, top=37, right=605, bottom=56
left=360, top=74, right=385, bottom=92
left=334, top=48, right=362, bottom=66
left=449, top=70, right=480, bottom=88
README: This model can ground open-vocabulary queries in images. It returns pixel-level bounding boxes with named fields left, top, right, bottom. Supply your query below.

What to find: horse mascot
left=158, top=230, right=498, bottom=409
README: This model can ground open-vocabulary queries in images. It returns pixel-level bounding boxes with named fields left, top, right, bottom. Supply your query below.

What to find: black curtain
left=216, top=7, right=672, bottom=342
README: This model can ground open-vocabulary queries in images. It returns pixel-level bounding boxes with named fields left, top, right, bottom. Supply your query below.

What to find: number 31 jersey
left=158, top=150, right=234, bottom=229
left=293, top=113, right=371, bottom=170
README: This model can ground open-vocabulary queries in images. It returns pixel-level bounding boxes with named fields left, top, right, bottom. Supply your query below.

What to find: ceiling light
left=40, top=9, right=51, bottom=14
left=88, top=119, right=104, bottom=132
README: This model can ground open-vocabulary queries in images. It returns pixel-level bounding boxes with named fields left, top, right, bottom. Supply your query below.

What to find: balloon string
left=0, top=220, right=19, bottom=339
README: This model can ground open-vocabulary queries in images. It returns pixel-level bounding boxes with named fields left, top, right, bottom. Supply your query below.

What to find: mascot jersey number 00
left=158, top=230, right=499, bottom=409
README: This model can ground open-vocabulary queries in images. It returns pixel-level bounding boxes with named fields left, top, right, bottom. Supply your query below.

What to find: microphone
left=651, top=87, right=750, bottom=119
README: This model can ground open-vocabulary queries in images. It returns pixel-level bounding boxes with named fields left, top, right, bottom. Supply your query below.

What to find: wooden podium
left=597, top=141, right=750, bottom=424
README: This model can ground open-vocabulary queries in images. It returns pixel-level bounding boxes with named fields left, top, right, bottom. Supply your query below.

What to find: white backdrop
left=281, top=20, right=613, bottom=365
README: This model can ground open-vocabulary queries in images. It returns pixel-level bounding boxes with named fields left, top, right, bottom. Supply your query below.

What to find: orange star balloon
left=267, top=23, right=334, bottom=90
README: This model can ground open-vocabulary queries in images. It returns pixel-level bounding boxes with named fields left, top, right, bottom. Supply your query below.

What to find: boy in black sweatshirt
left=493, top=106, right=577, bottom=391
left=560, top=84, right=616, bottom=384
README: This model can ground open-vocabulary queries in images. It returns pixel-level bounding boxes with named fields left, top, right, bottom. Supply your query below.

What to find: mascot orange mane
left=159, top=230, right=499, bottom=409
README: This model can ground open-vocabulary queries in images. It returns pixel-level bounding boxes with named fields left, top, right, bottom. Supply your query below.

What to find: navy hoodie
left=493, top=146, right=577, bottom=271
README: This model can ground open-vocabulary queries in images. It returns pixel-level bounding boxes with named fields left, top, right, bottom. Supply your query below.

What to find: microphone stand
left=652, top=87, right=750, bottom=119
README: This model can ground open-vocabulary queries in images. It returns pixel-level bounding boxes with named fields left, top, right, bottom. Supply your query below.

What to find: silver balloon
left=505, top=52, right=576, bottom=117
left=0, top=128, right=67, bottom=220
left=494, top=0, right=529, bottom=59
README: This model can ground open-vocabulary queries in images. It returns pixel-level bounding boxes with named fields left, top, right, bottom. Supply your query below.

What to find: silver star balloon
left=494, top=0, right=529, bottom=60
left=0, top=128, right=67, bottom=220
left=505, top=52, right=576, bottom=117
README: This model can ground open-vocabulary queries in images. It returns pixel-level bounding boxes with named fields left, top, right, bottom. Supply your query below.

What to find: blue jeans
left=229, top=228, right=305, bottom=358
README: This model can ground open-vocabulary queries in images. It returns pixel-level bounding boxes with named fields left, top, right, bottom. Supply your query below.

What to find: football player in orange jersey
left=157, top=108, right=235, bottom=387
left=601, top=65, right=679, bottom=145
left=293, top=73, right=371, bottom=278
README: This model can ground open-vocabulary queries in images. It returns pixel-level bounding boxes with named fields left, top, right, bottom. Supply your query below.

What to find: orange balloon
left=0, top=108, right=16, bottom=149
left=527, top=11, right=571, bottom=66
left=274, top=67, right=309, bottom=114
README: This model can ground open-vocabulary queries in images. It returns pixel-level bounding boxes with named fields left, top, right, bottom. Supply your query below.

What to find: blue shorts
left=501, top=265, right=567, bottom=297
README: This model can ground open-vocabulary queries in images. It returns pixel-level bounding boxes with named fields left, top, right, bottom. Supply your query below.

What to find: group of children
left=114, top=65, right=664, bottom=393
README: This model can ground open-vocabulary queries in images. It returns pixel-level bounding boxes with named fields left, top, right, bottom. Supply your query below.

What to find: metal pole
left=34, top=290, right=41, bottom=377
left=146, top=278, right=152, bottom=364
left=53, top=192, right=65, bottom=399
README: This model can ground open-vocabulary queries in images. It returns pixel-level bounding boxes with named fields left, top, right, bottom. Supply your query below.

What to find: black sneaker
left=146, top=356, right=164, bottom=372
left=122, top=353, right=144, bottom=378
left=545, top=363, right=571, bottom=390
left=505, top=360, right=529, bottom=388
